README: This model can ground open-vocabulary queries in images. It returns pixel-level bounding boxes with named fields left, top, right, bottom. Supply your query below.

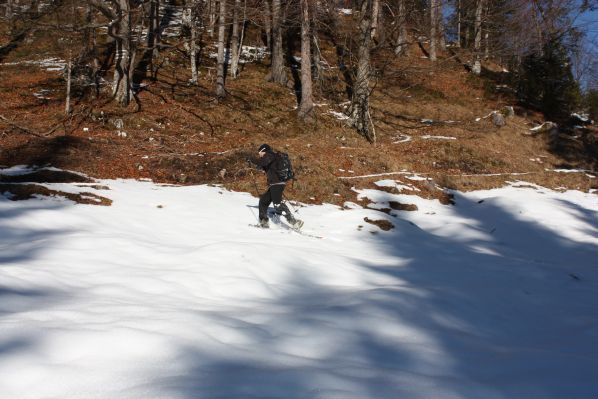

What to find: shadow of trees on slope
left=0, top=199, right=74, bottom=357
left=156, top=193, right=598, bottom=398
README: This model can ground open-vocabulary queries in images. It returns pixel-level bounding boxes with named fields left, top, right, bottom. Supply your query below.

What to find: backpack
left=274, top=152, right=295, bottom=182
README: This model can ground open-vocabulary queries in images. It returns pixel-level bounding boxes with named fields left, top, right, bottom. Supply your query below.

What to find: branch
left=87, top=0, right=117, bottom=20
left=0, top=114, right=42, bottom=136
left=35, top=21, right=111, bottom=32
left=0, top=110, right=84, bottom=137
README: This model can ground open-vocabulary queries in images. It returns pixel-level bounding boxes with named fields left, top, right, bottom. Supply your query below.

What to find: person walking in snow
left=250, top=144, right=303, bottom=229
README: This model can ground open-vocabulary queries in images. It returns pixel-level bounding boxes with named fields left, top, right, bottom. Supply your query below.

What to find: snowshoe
left=290, top=219, right=304, bottom=230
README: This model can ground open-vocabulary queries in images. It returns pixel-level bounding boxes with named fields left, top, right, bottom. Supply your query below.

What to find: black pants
left=259, top=184, right=294, bottom=222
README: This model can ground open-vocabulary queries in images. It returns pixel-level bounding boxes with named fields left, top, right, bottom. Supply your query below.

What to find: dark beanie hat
left=258, top=143, right=271, bottom=153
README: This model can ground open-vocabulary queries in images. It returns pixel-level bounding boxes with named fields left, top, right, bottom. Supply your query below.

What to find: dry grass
left=1, top=23, right=597, bottom=209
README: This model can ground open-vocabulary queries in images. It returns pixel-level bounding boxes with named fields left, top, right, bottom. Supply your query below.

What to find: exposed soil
left=0, top=182, right=112, bottom=205
left=364, top=217, right=395, bottom=231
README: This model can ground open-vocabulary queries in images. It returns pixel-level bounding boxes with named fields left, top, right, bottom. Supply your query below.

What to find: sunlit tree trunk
left=263, top=0, right=271, bottom=50
left=84, top=3, right=100, bottom=97
left=430, top=0, right=438, bottom=61
left=267, top=0, right=287, bottom=85
left=456, top=0, right=461, bottom=48
left=472, top=0, right=484, bottom=74
left=152, top=0, right=161, bottom=61
left=216, top=0, right=226, bottom=97
left=230, top=0, right=240, bottom=77
left=208, top=0, right=216, bottom=37
left=184, top=1, right=199, bottom=84
left=371, top=0, right=379, bottom=39
left=298, top=0, right=314, bottom=121
left=65, top=51, right=72, bottom=115
left=190, top=22, right=198, bottom=82
left=438, top=0, right=446, bottom=50
left=349, top=0, right=374, bottom=142
left=395, top=0, right=408, bottom=55
left=143, top=0, right=160, bottom=78
left=483, top=1, right=489, bottom=59
left=113, top=0, right=132, bottom=106
left=311, top=31, right=321, bottom=81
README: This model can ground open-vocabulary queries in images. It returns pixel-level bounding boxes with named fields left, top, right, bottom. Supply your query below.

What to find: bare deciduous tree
left=438, top=0, right=446, bottom=50
left=456, top=0, right=461, bottom=48
left=430, top=0, right=438, bottom=61
left=6, top=0, right=13, bottom=21
left=298, top=0, right=314, bottom=121
left=208, top=0, right=216, bottom=37
left=262, top=0, right=272, bottom=50
left=267, top=0, right=287, bottom=85
left=183, top=0, right=200, bottom=84
left=395, top=0, right=408, bottom=55
left=65, top=50, right=72, bottom=114
left=472, top=0, right=484, bottom=74
left=216, top=0, right=227, bottom=97
left=349, top=0, right=375, bottom=142
left=230, top=0, right=241, bottom=78
left=371, top=0, right=379, bottom=39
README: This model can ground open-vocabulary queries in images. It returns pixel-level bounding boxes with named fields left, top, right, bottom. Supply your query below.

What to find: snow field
left=1, top=174, right=598, bottom=398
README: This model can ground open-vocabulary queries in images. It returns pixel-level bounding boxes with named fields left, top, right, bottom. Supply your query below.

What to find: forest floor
left=1, top=24, right=597, bottom=206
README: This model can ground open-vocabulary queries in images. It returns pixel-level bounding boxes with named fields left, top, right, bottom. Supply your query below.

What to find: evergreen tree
left=519, top=38, right=581, bottom=121
left=585, top=90, right=598, bottom=122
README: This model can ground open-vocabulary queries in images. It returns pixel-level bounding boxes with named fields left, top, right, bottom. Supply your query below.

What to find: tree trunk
left=152, top=0, right=161, bottom=61
left=438, top=0, right=446, bottom=50
left=147, top=0, right=156, bottom=50
left=83, top=4, right=92, bottom=55
left=92, top=17, right=100, bottom=97
left=268, top=0, right=287, bottom=85
left=65, top=51, right=72, bottom=115
left=85, top=3, right=100, bottom=97
left=6, top=0, right=12, bottom=20
left=186, top=2, right=199, bottom=84
left=456, top=0, right=461, bottom=48
left=190, top=22, right=198, bottom=82
left=483, top=1, right=489, bottom=59
left=371, top=0, right=379, bottom=39
left=395, top=0, right=407, bottom=55
left=238, top=0, right=247, bottom=66
left=464, top=20, right=470, bottom=48
left=216, top=0, right=226, bottom=97
left=143, top=0, right=160, bottom=79
left=472, top=0, right=484, bottom=74
left=298, top=0, right=314, bottom=121
left=230, top=0, right=240, bottom=78
left=430, top=0, right=437, bottom=61
left=350, top=0, right=374, bottom=143
left=113, top=0, right=132, bottom=106
left=208, top=0, right=216, bottom=38
left=263, top=0, right=271, bottom=50
left=311, top=31, right=321, bottom=81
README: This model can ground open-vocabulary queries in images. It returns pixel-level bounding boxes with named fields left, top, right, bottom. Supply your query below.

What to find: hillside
left=2, top=6, right=598, bottom=397
left=1, top=9, right=597, bottom=207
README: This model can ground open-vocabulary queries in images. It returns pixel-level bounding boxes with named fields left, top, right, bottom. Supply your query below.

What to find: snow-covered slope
left=1, top=171, right=597, bottom=398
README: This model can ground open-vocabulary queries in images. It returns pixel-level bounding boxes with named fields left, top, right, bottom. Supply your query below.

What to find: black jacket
left=255, top=150, right=283, bottom=185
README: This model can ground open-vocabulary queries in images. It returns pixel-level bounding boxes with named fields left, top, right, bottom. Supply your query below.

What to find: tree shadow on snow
left=0, top=200, right=75, bottom=323
left=121, top=192, right=598, bottom=398
left=0, top=202, right=74, bottom=266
